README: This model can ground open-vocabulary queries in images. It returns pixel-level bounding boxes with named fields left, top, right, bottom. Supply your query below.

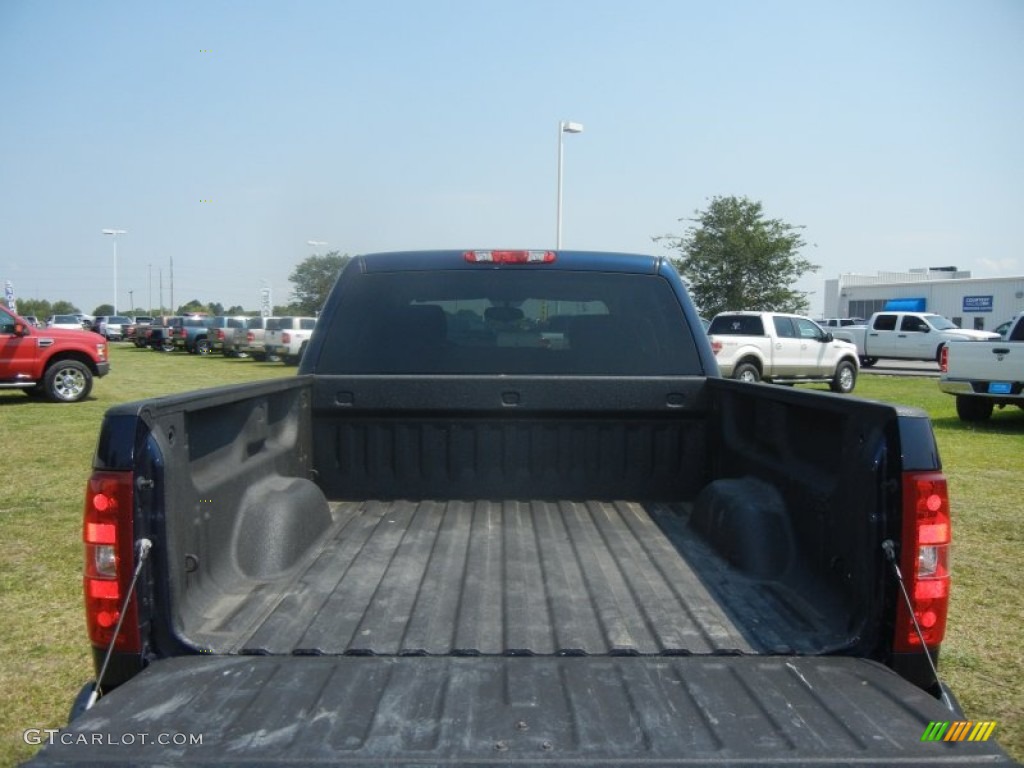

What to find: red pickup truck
left=0, top=306, right=110, bottom=402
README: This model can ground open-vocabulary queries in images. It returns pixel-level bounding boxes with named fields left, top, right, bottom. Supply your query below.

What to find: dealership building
left=823, top=268, right=1024, bottom=331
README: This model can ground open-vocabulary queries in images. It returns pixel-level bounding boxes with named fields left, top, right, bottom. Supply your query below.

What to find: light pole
left=556, top=121, right=583, bottom=249
left=128, top=289, right=134, bottom=313
left=102, top=229, right=127, bottom=313
left=260, top=279, right=272, bottom=318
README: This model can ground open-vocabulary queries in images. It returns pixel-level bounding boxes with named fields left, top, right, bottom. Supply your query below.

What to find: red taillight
left=216, top=329, right=225, bottom=341
left=464, top=250, right=556, bottom=264
left=247, top=331, right=255, bottom=342
left=282, top=332, right=292, bottom=343
left=176, top=328, right=187, bottom=338
left=711, top=339, right=722, bottom=356
left=83, top=471, right=140, bottom=653
left=894, top=472, right=951, bottom=652
left=939, top=345, right=949, bottom=373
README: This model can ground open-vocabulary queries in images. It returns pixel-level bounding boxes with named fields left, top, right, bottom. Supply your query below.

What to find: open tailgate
left=29, top=655, right=1014, bottom=766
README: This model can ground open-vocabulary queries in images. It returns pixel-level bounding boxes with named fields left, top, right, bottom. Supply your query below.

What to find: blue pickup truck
left=30, top=250, right=1012, bottom=766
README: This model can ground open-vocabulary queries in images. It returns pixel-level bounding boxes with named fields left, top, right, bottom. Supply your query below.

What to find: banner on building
left=963, top=295, right=993, bottom=313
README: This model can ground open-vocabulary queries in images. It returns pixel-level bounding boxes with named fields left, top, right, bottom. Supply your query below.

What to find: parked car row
left=34, top=313, right=152, bottom=339
left=706, top=309, right=1009, bottom=393
left=127, top=314, right=318, bottom=365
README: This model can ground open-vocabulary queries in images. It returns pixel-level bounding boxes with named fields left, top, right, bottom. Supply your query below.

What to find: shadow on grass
left=0, top=393, right=106, bottom=407
left=932, top=409, right=1024, bottom=433
left=0, top=393, right=43, bottom=407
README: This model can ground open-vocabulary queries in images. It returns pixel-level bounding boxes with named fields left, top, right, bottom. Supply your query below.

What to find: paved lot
left=860, top=360, right=940, bottom=378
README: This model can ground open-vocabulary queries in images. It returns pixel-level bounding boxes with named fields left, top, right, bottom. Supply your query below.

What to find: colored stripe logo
left=921, top=721, right=997, bottom=742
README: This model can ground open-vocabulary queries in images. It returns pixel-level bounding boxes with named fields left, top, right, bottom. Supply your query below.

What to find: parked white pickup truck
left=263, top=315, right=317, bottom=365
left=833, top=312, right=1000, bottom=367
left=939, top=311, right=1024, bottom=421
left=707, top=311, right=860, bottom=392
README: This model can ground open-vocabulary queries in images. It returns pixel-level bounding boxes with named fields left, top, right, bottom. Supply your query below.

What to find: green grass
left=0, top=345, right=292, bottom=766
left=835, top=376, right=1023, bottom=760
left=1, top=356, right=1020, bottom=764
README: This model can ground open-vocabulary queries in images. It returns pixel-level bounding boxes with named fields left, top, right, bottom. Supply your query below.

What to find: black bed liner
left=187, top=499, right=845, bottom=656
left=30, top=655, right=1013, bottom=766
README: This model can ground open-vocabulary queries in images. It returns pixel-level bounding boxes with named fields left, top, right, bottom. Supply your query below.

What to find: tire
left=859, top=357, right=878, bottom=368
left=733, top=362, right=761, bottom=383
left=194, top=338, right=212, bottom=356
left=43, top=360, right=93, bottom=402
left=159, top=338, right=175, bottom=353
left=830, top=360, right=857, bottom=393
left=253, top=352, right=266, bottom=362
left=956, top=396, right=993, bottom=422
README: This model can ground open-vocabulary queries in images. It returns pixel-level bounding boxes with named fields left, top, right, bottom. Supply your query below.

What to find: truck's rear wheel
left=733, top=362, right=761, bottom=383
left=956, top=396, right=993, bottom=422
left=194, top=338, right=212, bottom=355
left=830, top=360, right=857, bottom=393
left=43, top=360, right=93, bottom=402
left=159, top=338, right=175, bottom=353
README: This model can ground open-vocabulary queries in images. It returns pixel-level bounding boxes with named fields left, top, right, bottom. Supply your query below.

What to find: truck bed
left=185, top=498, right=844, bottom=657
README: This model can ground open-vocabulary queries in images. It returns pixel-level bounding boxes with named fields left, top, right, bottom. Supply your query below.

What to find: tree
left=657, top=196, right=818, bottom=318
left=51, top=300, right=80, bottom=315
left=272, top=302, right=303, bottom=316
left=12, top=299, right=54, bottom=318
left=176, top=299, right=207, bottom=315
left=93, top=304, right=115, bottom=316
left=289, top=252, right=350, bottom=315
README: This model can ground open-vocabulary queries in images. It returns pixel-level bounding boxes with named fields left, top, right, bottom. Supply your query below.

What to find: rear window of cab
left=317, top=270, right=703, bottom=376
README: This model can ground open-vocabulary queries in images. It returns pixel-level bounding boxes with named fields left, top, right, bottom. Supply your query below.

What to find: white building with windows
left=823, top=268, right=1024, bottom=332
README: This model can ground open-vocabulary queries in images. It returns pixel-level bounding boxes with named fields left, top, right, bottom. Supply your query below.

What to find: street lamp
left=556, top=120, right=584, bottom=249
left=102, top=229, right=127, bottom=313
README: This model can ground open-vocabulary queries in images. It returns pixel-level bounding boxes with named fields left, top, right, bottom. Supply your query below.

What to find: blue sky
left=1, top=0, right=1022, bottom=316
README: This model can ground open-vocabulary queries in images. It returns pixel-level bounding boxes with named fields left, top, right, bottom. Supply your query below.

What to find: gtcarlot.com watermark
left=24, top=729, right=203, bottom=747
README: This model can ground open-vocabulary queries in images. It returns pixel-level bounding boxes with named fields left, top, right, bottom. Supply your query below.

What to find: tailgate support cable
left=882, top=539, right=954, bottom=712
left=85, top=538, right=152, bottom=711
